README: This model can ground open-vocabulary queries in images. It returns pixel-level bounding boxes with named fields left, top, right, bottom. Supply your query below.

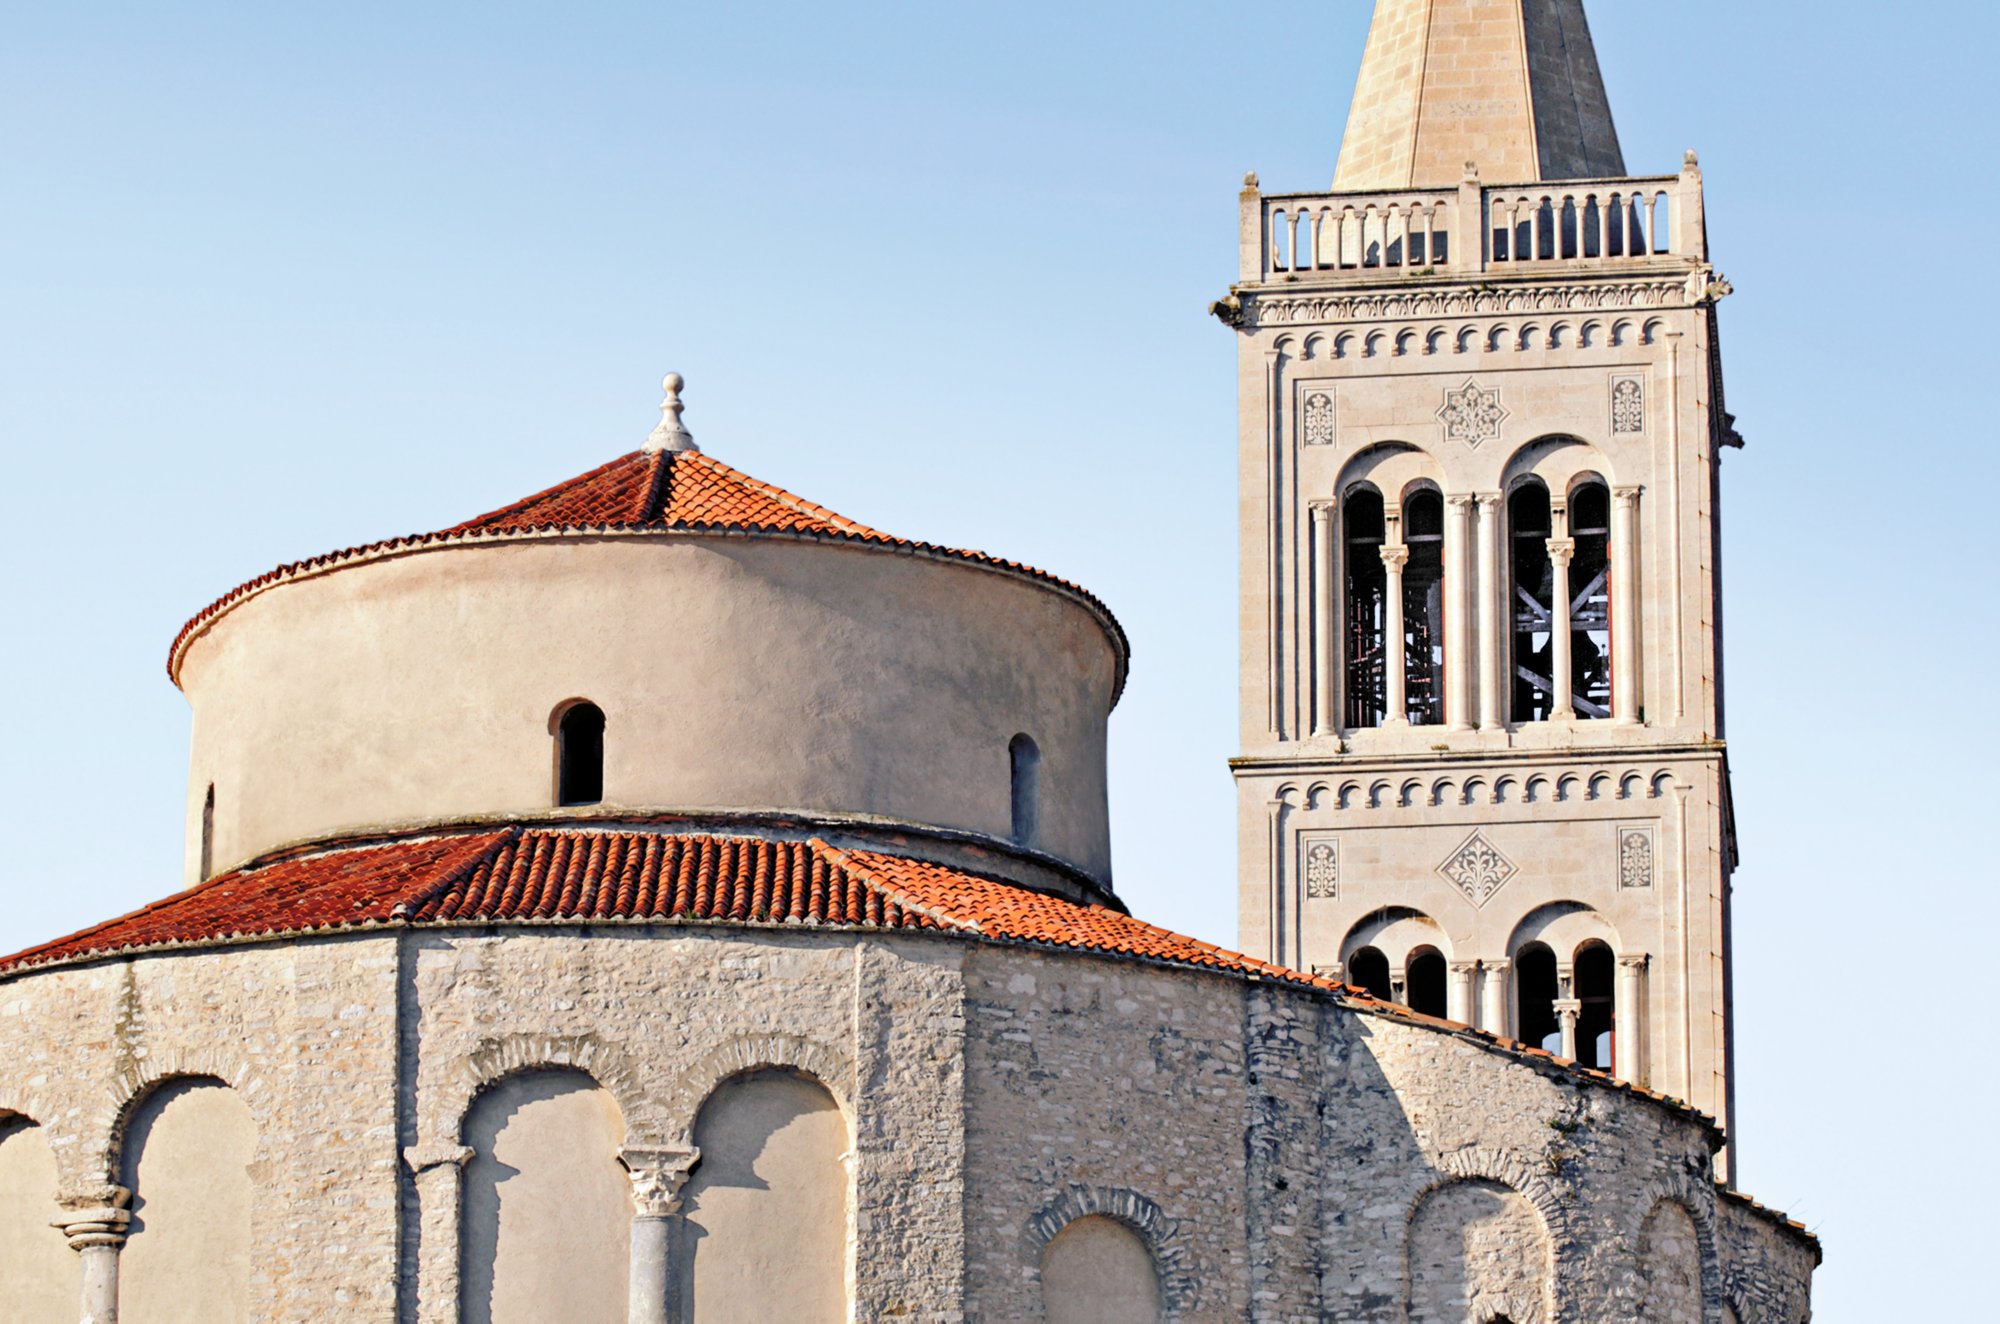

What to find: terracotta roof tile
left=167, top=449, right=1128, bottom=695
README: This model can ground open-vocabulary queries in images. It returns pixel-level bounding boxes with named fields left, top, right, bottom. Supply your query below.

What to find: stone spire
left=1333, top=0, right=1625, bottom=190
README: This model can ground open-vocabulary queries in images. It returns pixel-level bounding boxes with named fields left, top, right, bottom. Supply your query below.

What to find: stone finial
left=1684, top=148, right=1701, bottom=171
left=1463, top=161, right=1479, bottom=182
left=644, top=372, right=698, bottom=454
left=1242, top=171, right=1259, bottom=191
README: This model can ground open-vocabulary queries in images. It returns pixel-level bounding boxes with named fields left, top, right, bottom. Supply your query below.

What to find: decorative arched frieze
left=432, top=1031, right=651, bottom=1149
left=661, top=1032, right=853, bottom=1144
left=1026, top=1183, right=1194, bottom=1317
left=1636, top=1175, right=1725, bottom=1324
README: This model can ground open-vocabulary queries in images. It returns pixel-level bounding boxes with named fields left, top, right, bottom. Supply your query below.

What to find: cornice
left=1232, top=272, right=1706, bottom=329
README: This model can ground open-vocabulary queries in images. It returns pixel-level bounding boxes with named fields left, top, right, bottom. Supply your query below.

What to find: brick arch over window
left=428, top=1032, right=651, bottom=1150
left=1405, top=1165, right=1558, bottom=1324
left=662, top=1032, right=852, bottom=1144
left=1026, top=1184, right=1194, bottom=1317
left=1409, top=1147, right=1572, bottom=1249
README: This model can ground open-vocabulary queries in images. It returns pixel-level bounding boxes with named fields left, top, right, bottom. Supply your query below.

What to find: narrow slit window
left=1009, top=734, right=1040, bottom=846
left=1343, top=489, right=1387, bottom=729
left=199, top=783, right=215, bottom=882
left=555, top=702, right=606, bottom=807
left=1402, top=491, right=1445, bottom=726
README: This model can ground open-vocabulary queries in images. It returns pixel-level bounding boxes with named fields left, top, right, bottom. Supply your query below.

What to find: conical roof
left=1334, top=0, right=1625, bottom=189
left=168, top=446, right=1128, bottom=692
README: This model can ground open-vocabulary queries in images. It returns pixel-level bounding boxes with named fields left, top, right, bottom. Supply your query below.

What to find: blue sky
left=3, top=2, right=1992, bottom=1314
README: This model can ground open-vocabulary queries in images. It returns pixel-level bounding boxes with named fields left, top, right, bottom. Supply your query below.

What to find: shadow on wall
left=461, top=1069, right=630, bottom=1324
left=1040, top=1214, right=1163, bottom=1324
left=120, top=1078, right=257, bottom=1324
left=675, top=1069, right=847, bottom=1324
left=0, top=1115, right=74, bottom=1320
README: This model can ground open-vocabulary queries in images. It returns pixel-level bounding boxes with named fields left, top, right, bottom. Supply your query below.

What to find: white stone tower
left=1221, top=0, right=1745, bottom=1169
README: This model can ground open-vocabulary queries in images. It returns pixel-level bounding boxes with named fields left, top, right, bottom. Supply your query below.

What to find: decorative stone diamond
left=1611, top=377, right=1644, bottom=434
left=1302, top=392, right=1336, bottom=446
left=1304, top=842, right=1338, bottom=898
left=1619, top=828, right=1654, bottom=889
left=1436, top=380, right=1508, bottom=448
left=1436, top=831, right=1516, bottom=907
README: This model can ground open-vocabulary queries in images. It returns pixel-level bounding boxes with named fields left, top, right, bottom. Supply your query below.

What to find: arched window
left=461, top=1071, right=628, bottom=1324
left=679, top=1070, right=848, bottom=1321
left=1348, top=946, right=1392, bottom=1001
left=1407, top=1180, right=1549, bottom=1323
left=199, top=783, right=216, bottom=882
left=1514, top=942, right=1560, bottom=1054
left=1401, top=489, right=1446, bottom=725
left=1509, top=483, right=1557, bottom=722
left=1009, top=734, right=1041, bottom=846
left=1567, top=482, right=1612, bottom=720
left=121, top=1079, right=257, bottom=1323
left=1406, top=948, right=1448, bottom=1018
left=1040, top=1215, right=1163, bottom=1324
left=554, top=701, right=605, bottom=807
left=1575, top=942, right=1616, bottom=1071
left=1343, top=488, right=1387, bottom=728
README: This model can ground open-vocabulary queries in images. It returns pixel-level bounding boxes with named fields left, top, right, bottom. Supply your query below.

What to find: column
left=1478, top=960, right=1509, bottom=1037
left=1380, top=544, right=1410, bottom=725
left=1444, top=495, right=1476, bottom=730
left=54, top=1187, right=131, bottom=1324
left=1553, top=998, right=1582, bottom=1062
left=1447, top=961, right=1477, bottom=1025
left=1476, top=492, right=1504, bottom=729
left=1617, top=955, right=1649, bottom=1085
left=621, top=1146, right=701, bottom=1324
left=1310, top=502, right=1337, bottom=737
left=1546, top=537, right=1576, bottom=719
left=1611, top=486, right=1644, bottom=724
left=405, top=1142, right=475, bottom=1324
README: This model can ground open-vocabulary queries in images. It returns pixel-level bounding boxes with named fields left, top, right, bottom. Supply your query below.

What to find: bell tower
left=1219, top=0, right=1745, bottom=1168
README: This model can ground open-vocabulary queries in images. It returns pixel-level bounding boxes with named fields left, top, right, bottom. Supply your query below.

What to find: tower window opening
left=1347, top=946, right=1392, bottom=1002
left=1406, top=948, right=1447, bottom=1019
left=1401, top=490, right=1446, bottom=726
left=1567, top=483, right=1613, bottom=720
left=199, top=783, right=215, bottom=883
left=1009, top=734, right=1041, bottom=846
left=1514, top=943, right=1561, bottom=1055
left=1509, top=484, right=1557, bottom=722
left=554, top=701, right=606, bottom=807
left=1343, top=488, right=1387, bottom=729
left=1575, top=942, right=1617, bottom=1071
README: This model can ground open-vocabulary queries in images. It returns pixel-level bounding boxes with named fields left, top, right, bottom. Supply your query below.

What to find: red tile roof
left=167, top=448, right=1129, bottom=694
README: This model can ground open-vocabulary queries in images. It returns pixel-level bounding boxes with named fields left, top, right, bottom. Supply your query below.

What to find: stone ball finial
left=645, top=372, right=698, bottom=453
left=1242, top=171, right=1259, bottom=190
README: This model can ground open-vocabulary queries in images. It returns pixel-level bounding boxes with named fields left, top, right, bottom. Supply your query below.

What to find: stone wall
left=0, top=925, right=1813, bottom=1321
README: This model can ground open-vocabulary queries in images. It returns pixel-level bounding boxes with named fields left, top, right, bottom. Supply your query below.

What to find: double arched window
left=1342, top=486, right=1445, bottom=728
left=1508, top=478, right=1613, bottom=723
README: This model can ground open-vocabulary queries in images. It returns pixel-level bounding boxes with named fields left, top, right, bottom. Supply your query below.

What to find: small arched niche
left=119, top=1078, right=258, bottom=1323
left=678, top=1069, right=848, bottom=1323
left=1637, top=1200, right=1704, bottom=1322
left=1407, top=1179, right=1549, bottom=1324
left=0, top=1115, right=74, bottom=1320
left=461, top=1070, right=630, bottom=1324
left=552, top=700, right=606, bottom=807
left=1040, top=1214, right=1163, bottom=1324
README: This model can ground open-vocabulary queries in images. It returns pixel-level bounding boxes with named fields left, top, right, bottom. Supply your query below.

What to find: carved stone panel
left=1301, top=838, right=1338, bottom=899
left=1617, top=825, right=1656, bottom=890
left=1437, top=380, right=1508, bottom=449
left=1611, top=375, right=1645, bottom=434
left=1302, top=391, right=1336, bottom=447
left=1436, top=831, right=1516, bottom=907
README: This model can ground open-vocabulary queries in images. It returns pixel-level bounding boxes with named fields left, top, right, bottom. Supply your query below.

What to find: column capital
left=1308, top=498, right=1335, bottom=518
left=1545, top=537, right=1575, bottom=566
left=1612, top=484, right=1645, bottom=504
left=403, top=1142, right=475, bottom=1173
left=621, top=1146, right=701, bottom=1218
left=1552, top=998, right=1582, bottom=1019
left=1481, top=957, right=1510, bottom=973
left=1618, top=952, right=1651, bottom=971
left=1474, top=490, right=1503, bottom=510
left=53, top=1186, right=131, bottom=1251
left=1379, top=544, right=1410, bottom=569
left=1446, top=492, right=1478, bottom=511
left=1448, top=960, right=1478, bottom=975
